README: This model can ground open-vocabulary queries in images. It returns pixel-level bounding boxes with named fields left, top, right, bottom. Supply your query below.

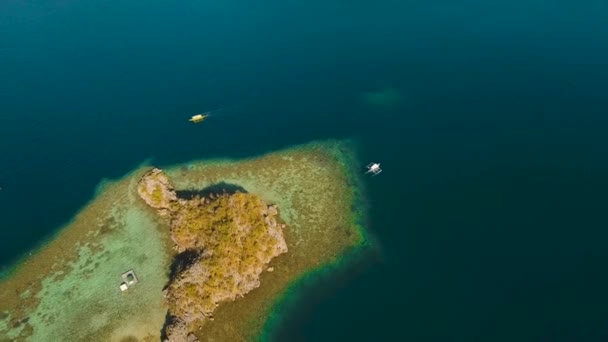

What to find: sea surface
left=1, top=1, right=608, bottom=341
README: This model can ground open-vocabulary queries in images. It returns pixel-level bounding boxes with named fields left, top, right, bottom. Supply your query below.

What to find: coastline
left=166, top=140, right=374, bottom=341
left=0, top=140, right=373, bottom=341
left=0, top=167, right=174, bottom=341
left=260, top=141, right=377, bottom=341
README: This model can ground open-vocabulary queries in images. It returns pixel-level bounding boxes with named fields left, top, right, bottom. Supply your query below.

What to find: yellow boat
left=189, top=113, right=208, bottom=123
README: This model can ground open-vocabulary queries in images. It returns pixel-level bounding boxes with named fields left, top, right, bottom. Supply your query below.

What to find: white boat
left=365, top=162, right=382, bottom=176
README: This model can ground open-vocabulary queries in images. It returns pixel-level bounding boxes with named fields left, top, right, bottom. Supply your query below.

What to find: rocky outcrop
left=137, top=168, right=287, bottom=341
left=137, top=168, right=178, bottom=216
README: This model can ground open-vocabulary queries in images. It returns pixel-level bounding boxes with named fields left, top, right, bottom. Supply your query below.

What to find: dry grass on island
left=137, top=168, right=288, bottom=341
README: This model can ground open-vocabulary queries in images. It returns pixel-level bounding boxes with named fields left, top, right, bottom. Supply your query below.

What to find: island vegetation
left=137, top=168, right=287, bottom=341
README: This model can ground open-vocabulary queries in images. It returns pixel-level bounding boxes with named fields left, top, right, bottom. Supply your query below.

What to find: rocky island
left=137, top=168, right=287, bottom=341
left=0, top=140, right=368, bottom=342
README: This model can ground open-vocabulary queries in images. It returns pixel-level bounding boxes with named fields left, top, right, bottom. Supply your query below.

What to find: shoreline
left=0, top=139, right=373, bottom=341
left=260, top=142, right=377, bottom=341
left=261, top=241, right=380, bottom=342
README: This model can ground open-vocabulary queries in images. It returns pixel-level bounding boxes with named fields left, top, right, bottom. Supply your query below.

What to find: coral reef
left=0, top=141, right=364, bottom=342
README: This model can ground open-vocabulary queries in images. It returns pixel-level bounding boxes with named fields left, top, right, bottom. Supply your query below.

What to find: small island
left=0, top=140, right=369, bottom=341
left=137, top=168, right=287, bottom=341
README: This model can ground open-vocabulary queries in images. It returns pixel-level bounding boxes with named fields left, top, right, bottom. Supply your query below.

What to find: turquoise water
left=2, top=1, right=608, bottom=341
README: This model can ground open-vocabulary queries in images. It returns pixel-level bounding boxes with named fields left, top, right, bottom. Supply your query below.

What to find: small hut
left=119, top=269, right=139, bottom=292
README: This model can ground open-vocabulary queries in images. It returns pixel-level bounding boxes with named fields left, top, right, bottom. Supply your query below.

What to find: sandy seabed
left=0, top=140, right=369, bottom=342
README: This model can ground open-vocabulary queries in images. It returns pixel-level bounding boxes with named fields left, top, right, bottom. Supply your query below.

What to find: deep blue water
left=2, top=1, right=608, bottom=341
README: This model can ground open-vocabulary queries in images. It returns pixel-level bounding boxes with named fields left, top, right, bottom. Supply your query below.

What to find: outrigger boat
left=365, top=162, right=382, bottom=176
left=189, top=113, right=209, bottom=123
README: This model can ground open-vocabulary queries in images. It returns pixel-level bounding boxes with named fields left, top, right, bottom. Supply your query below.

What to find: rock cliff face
left=137, top=168, right=288, bottom=341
